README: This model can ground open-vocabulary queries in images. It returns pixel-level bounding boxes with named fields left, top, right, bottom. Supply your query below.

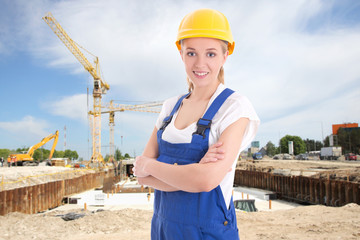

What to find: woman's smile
left=193, top=71, right=209, bottom=78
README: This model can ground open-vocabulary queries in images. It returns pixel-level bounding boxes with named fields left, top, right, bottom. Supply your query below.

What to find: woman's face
left=181, top=37, right=228, bottom=90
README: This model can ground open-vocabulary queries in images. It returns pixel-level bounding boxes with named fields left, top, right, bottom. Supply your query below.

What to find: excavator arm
left=48, top=131, right=59, bottom=159
left=28, top=130, right=59, bottom=159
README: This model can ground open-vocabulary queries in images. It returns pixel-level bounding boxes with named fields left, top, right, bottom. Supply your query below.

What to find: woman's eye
left=187, top=52, right=196, bottom=57
left=207, top=52, right=216, bottom=57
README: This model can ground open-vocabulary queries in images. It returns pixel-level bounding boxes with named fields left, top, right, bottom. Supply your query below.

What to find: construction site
left=1, top=10, right=360, bottom=240
left=1, top=11, right=161, bottom=212
left=1, top=156, right=360, bottom=239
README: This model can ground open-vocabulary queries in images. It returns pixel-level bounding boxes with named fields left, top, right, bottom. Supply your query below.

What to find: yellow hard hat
left=176, top=9, right=235, bottom=55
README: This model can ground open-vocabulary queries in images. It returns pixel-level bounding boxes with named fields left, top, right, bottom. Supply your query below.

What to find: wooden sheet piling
left=234, top=169, right=360, bottom=207
left=0, top=169, right=117, bottom=216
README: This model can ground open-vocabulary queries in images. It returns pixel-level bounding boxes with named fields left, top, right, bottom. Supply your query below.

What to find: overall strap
left=159, top=92, right=191, bottom=131
left=192, top=88, right=234, bottom=139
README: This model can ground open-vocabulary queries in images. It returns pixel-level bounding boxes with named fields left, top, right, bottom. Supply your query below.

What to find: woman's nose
left=194, top=55, right=206, bottom=68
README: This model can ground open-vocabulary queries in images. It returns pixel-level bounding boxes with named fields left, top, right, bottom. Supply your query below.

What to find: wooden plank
left=28, top=185, right=33, bottom=214
left=353, top=183, right=360, bottom=204
left=331, top=181, right=337, bottom=206
left=0, top=190, right=6, bottom=215
left=32, top=185, right=37, bottom=214
left=338, top=182, right=345, bottom=206
left=6, top=189, right=13, bottom=215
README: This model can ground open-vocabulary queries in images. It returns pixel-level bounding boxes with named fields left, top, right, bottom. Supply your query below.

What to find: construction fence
left=234, top=169, right=360, bottom=207
left=0, top=169, right=120, bottom=216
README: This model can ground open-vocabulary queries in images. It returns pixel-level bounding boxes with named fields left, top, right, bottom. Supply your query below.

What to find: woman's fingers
left=212, top=141, right=223, bottom=148
left=200, top=142, right=225, bottom=164
left=133, top=156, right=150, bottom=177
left=201, top=154, right=223, bottom=163
left=207, top=142, right=224, bottom=154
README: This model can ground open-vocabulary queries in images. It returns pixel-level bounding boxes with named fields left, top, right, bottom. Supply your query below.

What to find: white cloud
left=0, top=116, right=50, bottom=139
left=43, top=94, right=88, bottom=122
left=2, top=0, right=360, bottom=151
left=258, top=86, right=360, bottom=145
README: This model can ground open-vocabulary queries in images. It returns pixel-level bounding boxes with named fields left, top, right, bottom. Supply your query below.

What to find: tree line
left=0, top=147, right=133, bottom=162
left=0, top=148, right=79, bottom=161
left=264, top=128, right=360, bottom=157
left=103, top=148, right=131, bottom=162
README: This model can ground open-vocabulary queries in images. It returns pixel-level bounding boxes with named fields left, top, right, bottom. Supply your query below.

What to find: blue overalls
left=152, top=88, right=240, bottom=240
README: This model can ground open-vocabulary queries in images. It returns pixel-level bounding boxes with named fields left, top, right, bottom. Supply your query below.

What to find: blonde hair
left=181, top=39, right=228, bottom=92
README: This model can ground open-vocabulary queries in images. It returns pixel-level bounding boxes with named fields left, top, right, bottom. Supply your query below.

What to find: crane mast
left=43, top=12, right=110, bottom=164
left=102, top=101, right=162, bottom=160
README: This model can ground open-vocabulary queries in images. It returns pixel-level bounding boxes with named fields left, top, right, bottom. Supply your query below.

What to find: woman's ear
left=180, top=50, right=184, bottom=61
left=223, top=51, right=229, bottom=64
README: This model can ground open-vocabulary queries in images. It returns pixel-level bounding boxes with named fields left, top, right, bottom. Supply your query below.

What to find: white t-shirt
left=155, top=84, right=260, bottom=209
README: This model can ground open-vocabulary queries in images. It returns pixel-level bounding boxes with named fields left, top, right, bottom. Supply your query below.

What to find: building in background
left=330, top=123, right=359, bottom=147
left=332, top=123, right=358, bottom=135
left=249, top=141, right=260, bottom=154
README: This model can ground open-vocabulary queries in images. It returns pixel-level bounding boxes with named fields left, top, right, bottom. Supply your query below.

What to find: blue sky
left=1, top=0, right=360, bottom=159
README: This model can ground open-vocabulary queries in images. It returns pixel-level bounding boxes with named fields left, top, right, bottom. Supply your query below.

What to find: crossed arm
left=134, top=117, right=249, bottom=193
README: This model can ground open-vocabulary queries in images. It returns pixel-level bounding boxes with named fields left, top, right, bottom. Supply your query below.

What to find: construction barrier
left=0, top=169, right=119, bottom=216
left=234, top=170, right=360, bottom=207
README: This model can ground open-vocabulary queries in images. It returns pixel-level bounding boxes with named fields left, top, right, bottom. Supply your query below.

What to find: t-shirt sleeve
left=155, top=96, right=180, bottom=130
left=217, top=94, right=260, bottom=151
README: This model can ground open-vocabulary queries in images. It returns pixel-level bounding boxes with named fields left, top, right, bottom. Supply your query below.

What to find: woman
left=134, top=8, right=260, bottom=239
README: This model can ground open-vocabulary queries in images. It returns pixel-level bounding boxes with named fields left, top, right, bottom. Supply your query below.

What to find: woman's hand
left=133, top=156, right=156, bottom=177
left=199, top=142, right=225, bottom=164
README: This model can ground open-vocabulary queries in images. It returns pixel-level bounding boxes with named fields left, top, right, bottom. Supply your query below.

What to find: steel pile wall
left=0, top=169, right=116, bottom=216
left=234, top=170, right=360, bottom=206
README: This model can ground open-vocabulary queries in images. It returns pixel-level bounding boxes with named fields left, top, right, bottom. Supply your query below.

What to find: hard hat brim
left=176, top=35, right=235, bottom=55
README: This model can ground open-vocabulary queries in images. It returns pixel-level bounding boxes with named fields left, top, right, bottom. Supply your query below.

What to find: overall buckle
left=160, top=116, right=172, bottom=131
left=192, top=118, right=212, bottom=139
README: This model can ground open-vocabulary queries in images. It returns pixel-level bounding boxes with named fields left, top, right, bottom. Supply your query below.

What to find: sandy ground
left=238, top=157, right=360, bottom=182
left=1, top=181, right=360, bottom=240
left=0, top=203, right=359, bottom=240
left=1, top=161, right=360, bottom=239
left=0, top=166, right=96, bottom=191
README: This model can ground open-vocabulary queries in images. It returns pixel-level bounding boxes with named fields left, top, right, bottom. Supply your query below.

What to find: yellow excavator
left=10, top=130, right=59, bottom=166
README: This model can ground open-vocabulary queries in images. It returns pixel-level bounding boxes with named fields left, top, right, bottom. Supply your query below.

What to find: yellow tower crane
left=101, top=101, right=163, bottom=161
left=43, top=12, right=110, bottom=164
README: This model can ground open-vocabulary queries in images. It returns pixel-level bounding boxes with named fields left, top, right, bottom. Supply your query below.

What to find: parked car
left=296, top=153, right=309, bottom=160
left=252, top=152, right=263, bottom=160
left=273, top=154, right=293, bottom=160
left=345, top=153, right=357, bottom=161
left=273, top=154, right=280, bottom=159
